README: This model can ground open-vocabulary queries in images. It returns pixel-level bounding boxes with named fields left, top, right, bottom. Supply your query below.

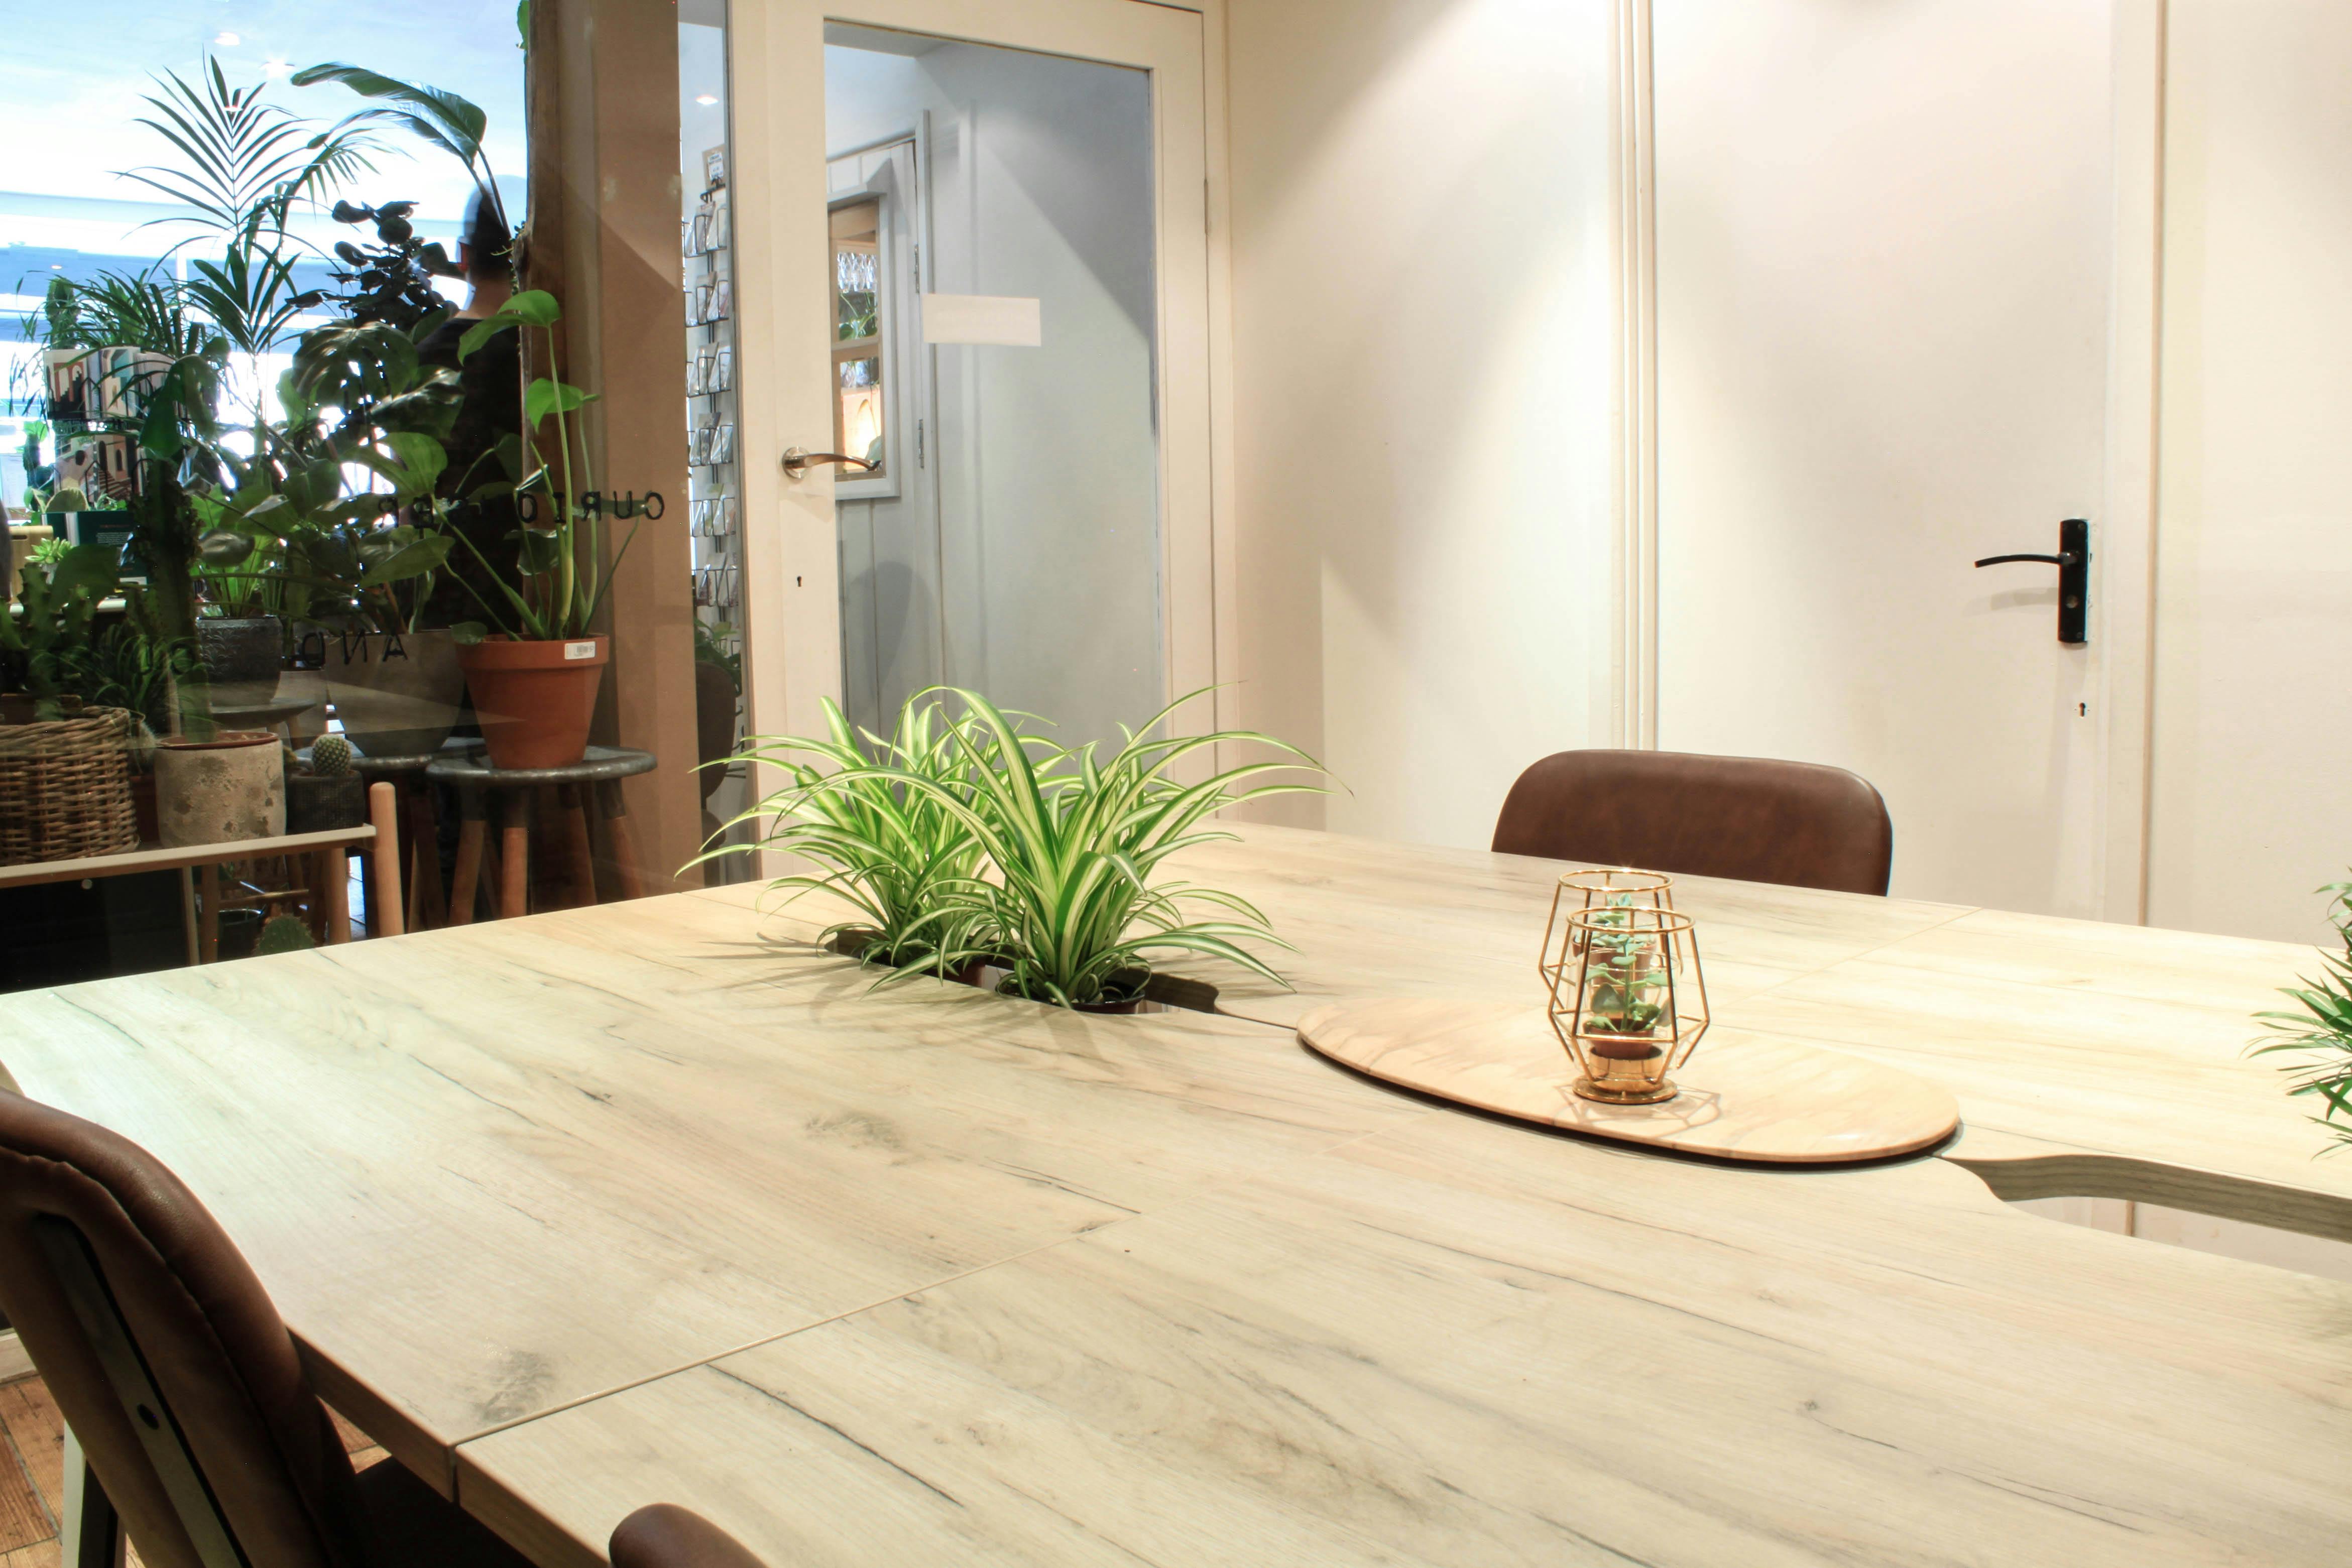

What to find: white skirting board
left=0, top=1330, right=33, bottom=1384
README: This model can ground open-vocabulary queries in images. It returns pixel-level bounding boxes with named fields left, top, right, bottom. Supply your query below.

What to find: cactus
left=308, top=733, right=354, bottom=776
left=256, top=914, right=315, bottom=955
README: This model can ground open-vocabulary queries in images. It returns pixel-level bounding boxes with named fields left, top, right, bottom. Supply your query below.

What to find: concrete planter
left=155, top=731, right=284, bottom=848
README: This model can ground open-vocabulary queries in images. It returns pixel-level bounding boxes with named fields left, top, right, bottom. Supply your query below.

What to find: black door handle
left=1974, top=518, right=2088, bottom=645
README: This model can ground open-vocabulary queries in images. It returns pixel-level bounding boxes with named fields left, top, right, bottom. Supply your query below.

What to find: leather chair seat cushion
left=352, top=1456, right=534, bottom=1568
left=611, top=1504, right=770, bottom=1568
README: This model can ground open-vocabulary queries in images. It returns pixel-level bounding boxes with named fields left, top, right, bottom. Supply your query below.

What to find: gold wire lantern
left=1539, top=875, right=1710, bottom=1105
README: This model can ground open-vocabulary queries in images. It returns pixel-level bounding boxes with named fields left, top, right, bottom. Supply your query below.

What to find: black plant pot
left=286, top=773, right=368, bottom=833
left=196, top=615, right=285, bottom=690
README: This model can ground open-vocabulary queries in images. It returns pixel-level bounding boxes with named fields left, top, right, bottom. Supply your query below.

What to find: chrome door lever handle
left=780, top=446, right=877, bottom=478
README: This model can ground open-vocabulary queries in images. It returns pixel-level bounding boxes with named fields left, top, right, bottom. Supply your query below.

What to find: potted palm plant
left=447, top=289, right=630, bottom=769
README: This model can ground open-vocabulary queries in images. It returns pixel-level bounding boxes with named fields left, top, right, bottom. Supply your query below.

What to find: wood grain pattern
left=3, top=892, right=1420, bottom=1492
left=1299, top=998, right=1960, bottom=1163
left=457, top=1112, right=2352, bottom=1568
left=1113, top=825, right=2352, bottom=1223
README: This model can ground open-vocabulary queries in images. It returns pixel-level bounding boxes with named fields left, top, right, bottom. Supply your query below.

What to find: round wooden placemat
left=1298, top=998, right=1960, bottom=1164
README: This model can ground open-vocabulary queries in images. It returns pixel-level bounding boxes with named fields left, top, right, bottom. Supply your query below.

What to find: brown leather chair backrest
left=0, top=1091, right=371, bottom=1568
left=1492, top=749, right=1894, bottom=895
left=612, top=1505, right=772, bottom=1568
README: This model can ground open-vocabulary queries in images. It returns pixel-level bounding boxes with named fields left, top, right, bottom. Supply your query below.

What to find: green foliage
left=693, top=618, right=742, bottom=694
left=923, top=690, right=1323, bottom=1007
left=324, top=200, right=461, bottom=331
left=0, top=545, right=122, bottom=706
left=126, top=60, right=379, bottom=250
left=308, top=733, right=354, bottom=776
left=255, top=913, right=316, bottom=955
left=2251, top=878, right=2352, bottom=1151
left=707, top=695, right=996, bottom=981
left=28, top=536, right=72, bottom=574
left=446, top=291, right=629, bottom=642
left=720, top=688, right=1326, bottom=1009
left=293, top=63, right=509, bottom=259
left=1579, top=895, right=1669, bottom=1034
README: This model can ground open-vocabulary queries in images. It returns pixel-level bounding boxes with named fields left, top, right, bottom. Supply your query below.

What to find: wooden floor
left=0, top=1372, right=384, bottom=1568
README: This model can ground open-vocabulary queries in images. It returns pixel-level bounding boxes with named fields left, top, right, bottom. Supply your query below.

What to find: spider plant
left=2250, top=878, right=2352, bottom=1151
left=702, top=694, right=996, bottom=983
left=909, top=688, right=1324, bottom=1008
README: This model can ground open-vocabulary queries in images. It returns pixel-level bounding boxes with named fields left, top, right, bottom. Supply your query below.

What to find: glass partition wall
left=1, top=2, right=726, bottom=987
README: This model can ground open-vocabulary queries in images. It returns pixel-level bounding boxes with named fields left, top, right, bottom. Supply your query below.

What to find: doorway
left=824, top=28, right=1164, bottom=749
left=729, top=0, right=1219, bottom=761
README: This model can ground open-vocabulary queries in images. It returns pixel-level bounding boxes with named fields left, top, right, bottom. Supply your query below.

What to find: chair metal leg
left=61, top=1423, right=125, bottom=1568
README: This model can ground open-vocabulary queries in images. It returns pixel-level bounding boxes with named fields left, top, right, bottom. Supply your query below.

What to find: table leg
left=368, top=782, right=405, bottom=938
left=450, top=791, right=485, bottom=927
left=409, top=781, right=446, bottom=929
left=499, top=790, right=530, bottom=919
left=61, top=1424, right=124, bottom=1568
left=323, top=846, right=351, bottom=943
left=558, top=783, right=598, bottom=906
left=179, top=866, right=199, bottom=967
left=597, top=779, right=647, bottom=901
left=198, top=863, right=220, bottom=963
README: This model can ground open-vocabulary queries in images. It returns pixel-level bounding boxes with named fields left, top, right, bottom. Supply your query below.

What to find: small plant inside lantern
left=1540, top=880, right=1711, bottom=1104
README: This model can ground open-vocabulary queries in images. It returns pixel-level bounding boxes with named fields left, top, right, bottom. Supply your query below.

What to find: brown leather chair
left=0, top=1089, right=533, bottom=1568
left=612, top=1505, right=771, bottom=1568
left=1492, top=749, right=1894, bottom=895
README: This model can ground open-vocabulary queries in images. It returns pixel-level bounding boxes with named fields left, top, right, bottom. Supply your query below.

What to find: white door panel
left=1654, top=0, right=2116, bottom=913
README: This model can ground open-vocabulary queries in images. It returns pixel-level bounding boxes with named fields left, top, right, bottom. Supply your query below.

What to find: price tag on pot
left=564, top=641, right=599, bottom=660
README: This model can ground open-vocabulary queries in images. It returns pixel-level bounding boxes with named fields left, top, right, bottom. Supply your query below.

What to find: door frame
left=1610, top=0, right=2167, bottom=923
left=728, top=0, right=1233, bottom=813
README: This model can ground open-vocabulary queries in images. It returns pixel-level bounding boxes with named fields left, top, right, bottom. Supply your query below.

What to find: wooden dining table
left=9, top=822, right=2351, bottom=1566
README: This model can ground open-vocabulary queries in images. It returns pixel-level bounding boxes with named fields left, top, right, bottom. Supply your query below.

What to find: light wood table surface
left=5, top=891, right=1423, bottom=1492
left=11, top=825, right=2352, bottom=1565
left=702, top=822, right=2352, bottom=1235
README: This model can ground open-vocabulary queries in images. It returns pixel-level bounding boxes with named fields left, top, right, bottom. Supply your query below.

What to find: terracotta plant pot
left=456, top=635, right=610, bottom=770
left=313, top=628, right=466, bottom=759
left=155, top=731, right=284, bottom=848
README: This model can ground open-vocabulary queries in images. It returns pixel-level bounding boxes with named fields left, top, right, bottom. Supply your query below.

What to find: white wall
left=1224, top=0, right=1616, bottom=843
left=2147, top=1, right=2352, bottom=945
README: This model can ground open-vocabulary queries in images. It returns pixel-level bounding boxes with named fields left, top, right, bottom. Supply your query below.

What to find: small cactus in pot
left=308, top=733, right=354, bottom=776
left=285, top=732, right=369, bottom=833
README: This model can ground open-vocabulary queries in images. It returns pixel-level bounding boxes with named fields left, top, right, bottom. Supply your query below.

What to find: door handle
left=1974, top=518, right=2088, bottom=645
left=780, top=446, right=877, bottom=478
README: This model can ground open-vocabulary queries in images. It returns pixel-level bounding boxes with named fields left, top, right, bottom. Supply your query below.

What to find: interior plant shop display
left=446, top=287, right=632, bottom=769
left=710, top=687, right=1325, bottom=1010
left=1, top=55, right=542, bottom=887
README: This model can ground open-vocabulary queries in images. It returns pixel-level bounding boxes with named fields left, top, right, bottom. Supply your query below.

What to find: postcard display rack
left=685, top=146, right=741, bottom=623
left=37, top=348, right=168, bottom=578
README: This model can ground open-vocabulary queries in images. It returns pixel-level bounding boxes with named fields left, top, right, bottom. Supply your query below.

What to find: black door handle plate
left=1975, top=518, right=2088, bottom=645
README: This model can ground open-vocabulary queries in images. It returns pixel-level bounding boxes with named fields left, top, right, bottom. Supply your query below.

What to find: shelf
left=0, top=823, right=378, bottom=891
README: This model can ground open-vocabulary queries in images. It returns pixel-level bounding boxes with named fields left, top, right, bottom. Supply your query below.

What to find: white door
left=729, top=0, right=1218, bottom=756
left=1651, top=0, right=2129, bottom=915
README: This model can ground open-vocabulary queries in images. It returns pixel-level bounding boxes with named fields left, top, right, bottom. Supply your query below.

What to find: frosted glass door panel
left=825, top=28, right=1162, bottom=751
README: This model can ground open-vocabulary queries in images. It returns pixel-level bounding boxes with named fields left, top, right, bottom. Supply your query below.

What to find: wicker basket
left=0, top=706, right=141, bottom=866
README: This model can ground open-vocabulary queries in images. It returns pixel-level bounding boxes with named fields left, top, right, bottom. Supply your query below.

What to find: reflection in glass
left=830, top=200, right=884, bottom=475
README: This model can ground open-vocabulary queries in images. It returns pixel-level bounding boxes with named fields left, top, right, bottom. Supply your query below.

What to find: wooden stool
left=426, top=744, right=658, bottom=923
left=348, top=745, right=457, bottom=932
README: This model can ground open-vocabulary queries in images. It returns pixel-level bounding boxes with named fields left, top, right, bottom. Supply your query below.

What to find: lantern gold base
left=1572, top=1074, right=1681, bottom=1105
